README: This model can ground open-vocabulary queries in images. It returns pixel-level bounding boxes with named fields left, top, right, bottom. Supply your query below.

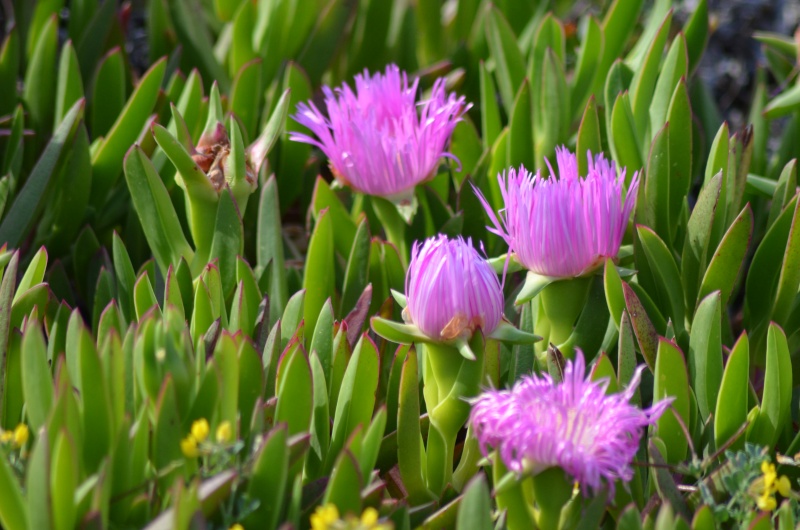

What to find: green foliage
left=0, top=0, right=799, bottom=528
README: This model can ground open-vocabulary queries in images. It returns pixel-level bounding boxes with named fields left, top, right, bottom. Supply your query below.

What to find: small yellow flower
left=216, top=421, right=233, bottom=443
left=0, top=430, right=12, bottom=443
left=311, top=504, right=340, bottom=530
left=191, top=418, right=210, bottom=442
left=229, top=524, right=244, bottom=530
left=361, top=507, right=379, bottom=527
left=180, top=436, right=199, bottom=458
left=12, top=424, right=29, bottom=448
left=757, top=491, right=777, bottom=512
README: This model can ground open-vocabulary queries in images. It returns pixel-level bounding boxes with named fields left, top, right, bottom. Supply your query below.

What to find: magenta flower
left=475, top=148, right=639, bottom=278
left=290, top=65, right=468, bottom=202
left=470, top=352, right=671, bottom=496
left=404, top=235, right=504, bottom=341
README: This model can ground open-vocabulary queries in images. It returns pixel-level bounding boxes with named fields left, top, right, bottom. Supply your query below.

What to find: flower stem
left=540, top=277, right=592, bottom=354
left=420, top=336, right=486, bottom=493
left=371, top=196, right=410, bottom=267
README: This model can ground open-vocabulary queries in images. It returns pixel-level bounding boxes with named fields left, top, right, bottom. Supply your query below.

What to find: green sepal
left=515, top=271, right=559, bottom=305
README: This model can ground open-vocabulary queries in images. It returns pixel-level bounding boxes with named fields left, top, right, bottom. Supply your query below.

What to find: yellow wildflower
left=310, top=504, right=340, bottom=530
left=181, top=436, right=199, bottom=459
left=0, top=430, right=12, bottom=443
left=755, top=459, right=793, bottom=512
left=229, top=524, right=244, bottom=530
left=361, top=507, right=379, bottom=527
left=757, top=491, right=777, bottom=512
left=216, top=421, right=233, bottom=443
left=13, top=424, right=29, bottom=448
left=191, top=418, right=210, bottom=442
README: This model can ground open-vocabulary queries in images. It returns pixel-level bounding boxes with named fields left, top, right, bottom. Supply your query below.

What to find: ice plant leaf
left=571, top=17, right=604, bottom=119
left=311, top=177, right=358, bottom=258
left=479, top=61, right=501, bottom=147
left=508, top=80, right=534, bottom=171
left=123, top=145, right=194, bottom=275
left=209, top=189, right=244, bottom=298
left=327, top=334, right=379, bottom=474
left=622, top=282, right=658, bottom=370
left=0, top=28, right=19, bottom=117
left=23, top=15, right=57, bottom=133
left=397, top=347, right=436, bottom=504
left=456, top=474, right=493, bottom=530
left=576, top=96, right=602, bottom=177
left=485, top=7, right=526, bottom=114
left=609, top=92, right=644, bottom=175
left=596, top=0, right=644, bottom=101
left=243, top=426, right=288, bottom=530
left=303, top=208, right=335, bottom=339
left=628, top=10, right=672, bottom=137
left=688, top=291, right=723, bottom=421
left=275, top=338, right=313, bottom=436
left=91, top=58, right=166, bottom=206
left=20, top=324, right=53, bottom=432
left=649, top=35, right=688, bottom=137
left=54, top=40, right=84, bottom=129
left=636, top=226, right=684, bottom=333
left=697, top=204, right=752, bottom=309
left=748, top=323, right=792, bottom=446
left=0, top=98, right=84, bottom=248
left=250, top=88, right=291, bottom=176
left=714, top=332, right=749, bottom=451
left=653, top=338, right=690, bottom=464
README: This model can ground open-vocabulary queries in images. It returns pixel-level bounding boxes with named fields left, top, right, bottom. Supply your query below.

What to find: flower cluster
left=475, top=148, right=639, bottom=278
left=180, top=418, right=233, bottom=459
left=470, top=352, right=671, bottom=495
left=291, top=65, right=468, bottom=202
left=403, top=235, right=504, bottom=341
left=0, top=423, right=29, bottom=449
left=310, top=504, right=392, bottom=530
left=754, top=461, right=792, bottom=511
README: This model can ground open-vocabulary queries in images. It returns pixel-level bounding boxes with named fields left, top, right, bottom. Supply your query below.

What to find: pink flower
left=404, top=235, right=504, bottom=341
left=475, top=148, right=639, bottom=278
left=470, top=352, right=671, bottom=496
left=291, top=65, right=468, bottom=202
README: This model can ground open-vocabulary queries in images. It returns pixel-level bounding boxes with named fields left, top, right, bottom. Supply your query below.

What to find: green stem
left=371, top=196, right=409, bottom=267
left=540, top=277, right=592, bottom=355
left=420, top=337, right=486, bottom=494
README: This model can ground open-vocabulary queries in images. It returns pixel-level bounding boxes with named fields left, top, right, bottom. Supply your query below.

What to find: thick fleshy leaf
left=91, top=58, right=167, bottom=206
left=485, top=7, right=526, bottom=114
left=653, top=338, right=690, bottom=464
left=303, top=208, right=335, bottom=339
left=688, top=292, right=722, bottom=421
left=123, top=146, right=194, bottom=274
left=0, top=99, right=84, bottom=248
left=748, top=323, right=792, bottom=446
left=697, top=204, right=752, bottom=309
left=714, top=332, right=749, bottom=451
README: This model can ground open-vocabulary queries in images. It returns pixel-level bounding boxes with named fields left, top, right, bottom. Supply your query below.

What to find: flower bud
left=404, top=235, right=503, bottom=341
